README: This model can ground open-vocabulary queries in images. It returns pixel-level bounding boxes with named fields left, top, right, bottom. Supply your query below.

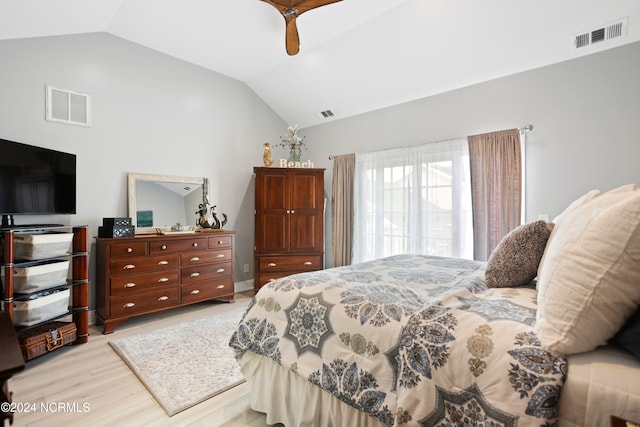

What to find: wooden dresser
left=95, top=231, right=235, bottom=333
left=253, top=167, right=325, bottom=289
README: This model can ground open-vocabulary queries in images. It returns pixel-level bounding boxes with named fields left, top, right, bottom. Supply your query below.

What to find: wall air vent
left=574, top=17, right=628, bottom=49
left=46, top=85, right=91, bottom=127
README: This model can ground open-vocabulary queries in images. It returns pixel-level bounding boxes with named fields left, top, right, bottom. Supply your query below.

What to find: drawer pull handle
left=217, top=240, right=224, bottom=245
left=193, top=242, right=198, bottom=247
left=217, top=285, right=225, bottom=289
left=190, top=289, right=200, bottom=295
left=158, top=260, right=169, bottom=265
left=190, top=257, right=200, bottom=262
left=303, top=261, right=313, bottom=265
left=190, top=272, right=200, bottom=277
left=268, top=262, right=277, bottom=267
left=161, top=245, right=167, bottom=250
left=291, top=210, right=295, bottom=214
left=127, top=247, right=133, bottom=253
left=123, top=264, right=135, bottom=270
left=216, top=254, right=225, bottom=258
left=158, top=296, right=169, bottom=301
left=158, top=277, right=169, bottom=283
left=217, top=268, right=225, bottom=273
left=124, top=283, right=136, bottom=288
left=123, top=302, right=136, bottom=309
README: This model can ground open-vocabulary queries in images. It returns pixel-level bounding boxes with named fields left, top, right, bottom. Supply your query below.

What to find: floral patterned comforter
left=230, top=255, right=567, bottom=426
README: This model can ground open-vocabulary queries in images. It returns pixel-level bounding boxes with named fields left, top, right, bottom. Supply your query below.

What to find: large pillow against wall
left=485, top=220, right=554, bottom=287
left=537, top=189, right=601, bottom=272
left=536, top=184, right=640, bottom=355
left=551, top=188, right=601, bottom=224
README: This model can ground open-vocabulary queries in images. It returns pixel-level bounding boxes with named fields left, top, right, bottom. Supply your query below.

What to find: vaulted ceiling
left=1, top=0, right=638, bottom=128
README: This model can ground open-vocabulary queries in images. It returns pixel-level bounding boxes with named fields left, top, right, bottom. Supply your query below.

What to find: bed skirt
left=240, top=345, right=640, bottom=427
left=238, top=351, right=386, bottom=427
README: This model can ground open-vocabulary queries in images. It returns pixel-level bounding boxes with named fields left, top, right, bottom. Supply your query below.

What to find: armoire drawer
left=110, top=288, right=180, bottom=317
left=110, top=271, right=179, bottom=295
left=258, top=270, right=298, bottom=286
left=259, top=255, right=323, bottom=272
left=110, top=254, right=179, bottom=275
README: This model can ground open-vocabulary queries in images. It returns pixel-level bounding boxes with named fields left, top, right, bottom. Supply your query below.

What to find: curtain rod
left=329, top=124, right=534, bottom=160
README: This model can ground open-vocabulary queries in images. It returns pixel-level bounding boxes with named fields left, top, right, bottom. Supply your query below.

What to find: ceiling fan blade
left=291, top=0, right=342, bottom=14
left=262, top=0, right=341, bottom=11
left=260, top=0, right=343, bottom=55
left=285, top=17, right=300, bottom=55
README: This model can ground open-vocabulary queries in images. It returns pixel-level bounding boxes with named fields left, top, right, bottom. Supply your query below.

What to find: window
left=352, top=139, right=473, bottom=263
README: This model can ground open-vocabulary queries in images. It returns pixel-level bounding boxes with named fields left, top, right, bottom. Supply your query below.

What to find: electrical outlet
left=243, top=263, right=250, bottom=273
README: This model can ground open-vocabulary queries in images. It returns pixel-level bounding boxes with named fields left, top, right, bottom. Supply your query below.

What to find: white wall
left=301, top=41, right=640, bottom=266
left=0, top=33, right=288, bottom=303
left=2, top=32, right=639, bottom=290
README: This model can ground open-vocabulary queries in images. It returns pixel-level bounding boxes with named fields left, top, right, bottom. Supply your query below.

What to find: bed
left=230, top=185, right=640, bottom=426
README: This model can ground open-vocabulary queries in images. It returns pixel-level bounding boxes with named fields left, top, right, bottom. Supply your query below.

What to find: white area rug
left=109, top=306, right=247, bottom=416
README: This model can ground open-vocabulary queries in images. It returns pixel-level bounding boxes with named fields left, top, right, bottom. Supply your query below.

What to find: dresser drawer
left=209, top=235, right=233, bottom=249
left=181, top=261, right=232, bottom=284
left=149, top=237, right=208, bottom=254
left=180, top=279, right=233, bottom=304
left=259, top=255, right=323, bottom=272
left=180, top=249, right=232, bottom=265
left=110, top=254, right=179, bottom=275
left=110, top=271, right=179, bottom=295
left=109, top=241, right=148, bottom=259
left=110, top=288, right=180, bottom=317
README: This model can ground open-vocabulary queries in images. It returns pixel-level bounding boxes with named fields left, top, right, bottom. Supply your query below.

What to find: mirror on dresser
left=127, top=173, right=205, bottom=234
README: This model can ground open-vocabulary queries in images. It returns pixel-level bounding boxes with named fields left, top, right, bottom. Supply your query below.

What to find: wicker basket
left=18, top=321, right=77, bottom=361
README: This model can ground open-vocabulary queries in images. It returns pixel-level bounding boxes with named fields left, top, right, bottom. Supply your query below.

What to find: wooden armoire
left=253, top=167, right=325, bottom=290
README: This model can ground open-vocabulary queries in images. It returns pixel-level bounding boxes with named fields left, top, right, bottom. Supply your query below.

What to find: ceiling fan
left=261, top=0, right=343, bottom=55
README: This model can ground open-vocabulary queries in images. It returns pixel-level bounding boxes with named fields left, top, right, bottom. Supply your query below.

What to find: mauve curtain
left=331, top=153, right=355, bottom=267
left=468, top=129, right=522, bottom=261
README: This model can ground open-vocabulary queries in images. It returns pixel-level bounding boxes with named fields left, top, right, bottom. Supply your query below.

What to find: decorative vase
left=288, top=146, right=302, bottom=163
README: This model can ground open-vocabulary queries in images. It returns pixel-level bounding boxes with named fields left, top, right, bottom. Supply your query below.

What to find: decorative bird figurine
left=263, top=142, right=275, bottom=166
left=260, top=0, right=343, bottom=55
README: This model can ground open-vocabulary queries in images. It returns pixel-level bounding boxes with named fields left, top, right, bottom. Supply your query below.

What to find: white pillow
left=536, top=184, right=640, bottom=355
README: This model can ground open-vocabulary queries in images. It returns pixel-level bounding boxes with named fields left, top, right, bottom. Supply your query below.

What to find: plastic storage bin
left=13, top=232, right=73, bottom=260
left=2, top=260, right=70, bottom=293
left=12, top=287, right=70, bottom=327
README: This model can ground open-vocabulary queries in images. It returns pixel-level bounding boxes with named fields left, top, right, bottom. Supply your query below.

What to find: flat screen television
left=0, top=138, right=76, bottom=227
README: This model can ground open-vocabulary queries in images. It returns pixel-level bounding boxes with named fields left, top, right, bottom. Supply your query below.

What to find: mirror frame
left=127, top=173, right=205, bottom=234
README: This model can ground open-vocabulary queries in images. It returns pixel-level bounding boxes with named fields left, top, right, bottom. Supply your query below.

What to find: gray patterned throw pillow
left=485, top=220, right=554, bottom=288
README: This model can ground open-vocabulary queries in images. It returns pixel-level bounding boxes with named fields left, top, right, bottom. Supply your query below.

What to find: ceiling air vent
left=319, top=109, right=334, bottom=119
left=574, top=17, right=628, bottom=49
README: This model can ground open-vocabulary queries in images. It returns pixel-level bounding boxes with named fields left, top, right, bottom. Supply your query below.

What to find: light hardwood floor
left=8, top=292, right=280, bottom=427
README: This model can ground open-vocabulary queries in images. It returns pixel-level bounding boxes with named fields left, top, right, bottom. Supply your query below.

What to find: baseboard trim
left=235, top=279, right=254, bottom=293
